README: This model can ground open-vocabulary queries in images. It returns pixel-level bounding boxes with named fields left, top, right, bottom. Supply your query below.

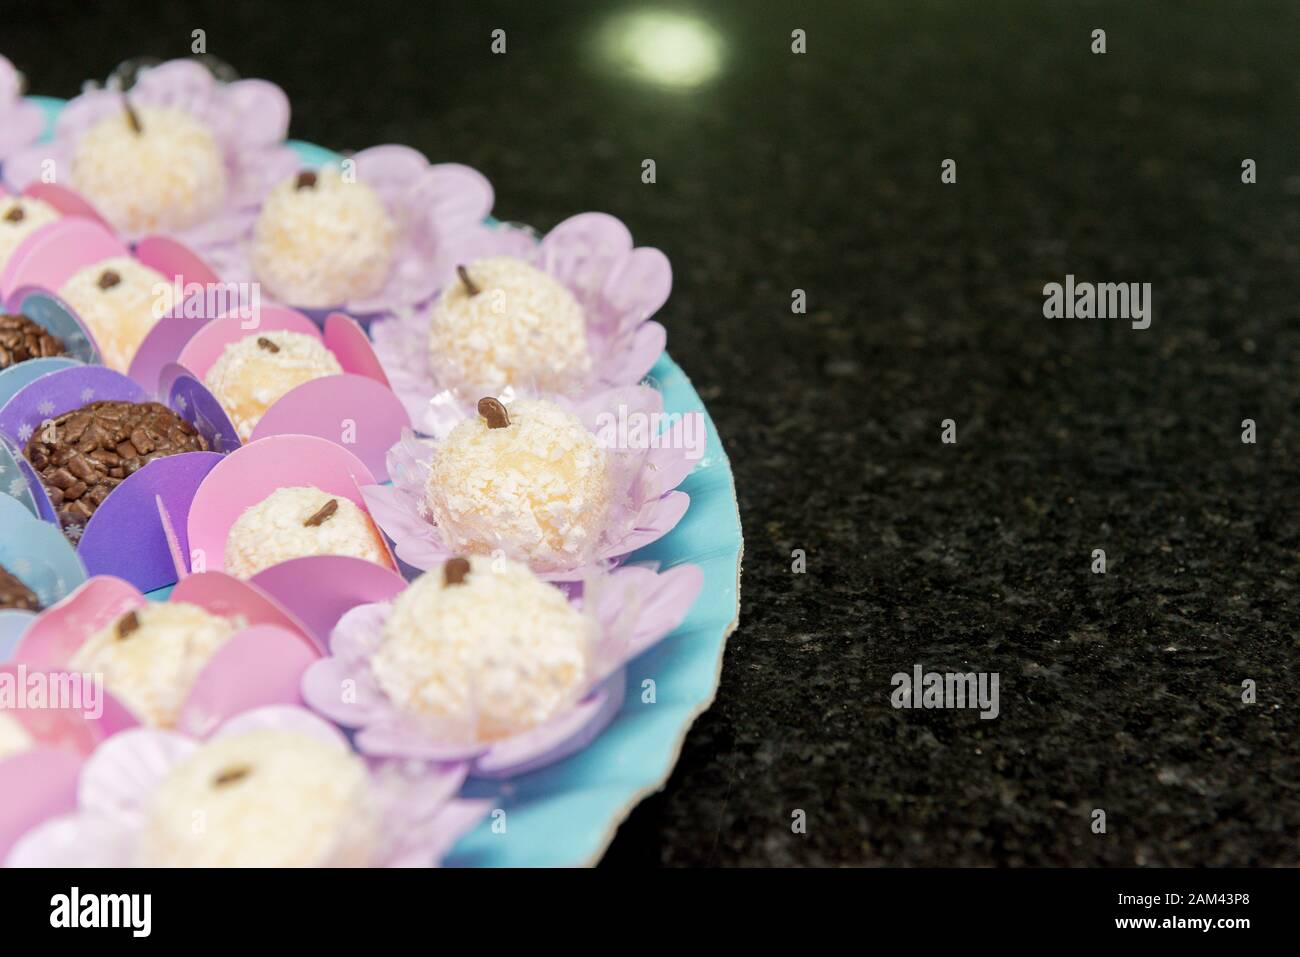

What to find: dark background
left=5, top=0, right=1296, bottom=866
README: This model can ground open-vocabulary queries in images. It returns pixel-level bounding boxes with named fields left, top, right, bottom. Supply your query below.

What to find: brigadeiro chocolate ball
left=23, top=399, right=208, bottom=534
left=0, top=563, right=41, bottom=612
left=0, top=312, right=67, bottom=372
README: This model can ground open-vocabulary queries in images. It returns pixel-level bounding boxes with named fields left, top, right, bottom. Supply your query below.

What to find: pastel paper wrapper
left=185, top=434, right=405, bottom=646
left=302, top=562, right=703, bottom=777
left=8, top=572, right=319, bottom=736
left=214, top=145, right=495, bottom=321
left=365, top=385, right=694, bottom=581
left=2, top=58, right=299, bottom=252
left=158, top=310, right=409, bottom=480
left=6, top=706, right=487, bottom=868
left=0, top=365, right=232, bottom=592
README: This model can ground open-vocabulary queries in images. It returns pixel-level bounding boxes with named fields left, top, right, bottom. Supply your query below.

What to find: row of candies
left=0, top=56, right=702, bottom=866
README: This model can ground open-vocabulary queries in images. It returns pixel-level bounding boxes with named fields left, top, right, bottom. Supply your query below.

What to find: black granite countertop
left=7, top=0, right=1296, bottom=866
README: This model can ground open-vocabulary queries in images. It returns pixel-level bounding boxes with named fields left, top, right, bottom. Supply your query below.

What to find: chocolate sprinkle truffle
left=0, top=313, right=67, bottom=371
left=0, top=564, right=40, bottom=612
left=23, top=400, right=208, bottom=532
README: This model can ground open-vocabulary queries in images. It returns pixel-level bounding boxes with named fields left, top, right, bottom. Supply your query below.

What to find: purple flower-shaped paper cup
left=216, top=145, right=494, bottom=323
left=0, top=364, right=238, bottom=592
left=371, top=212, right=671, bottom=434
left=0, top=492, right=87, bottom=661
left=303, top=561, right=703, bottom=778
left=5, top=705, right=486, bottom=867
left=2, top=58, right=297, bottom=255
left=363, top=385, right=697, bottom=581
left=0, top=57, right=42, bottom=161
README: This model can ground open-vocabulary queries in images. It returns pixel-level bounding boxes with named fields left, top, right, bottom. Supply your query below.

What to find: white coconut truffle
left=66, top=602, right=240, bottom=727
left=224, top=486, right=389, bottom=580
left=371, top=555, right=595, bottom=741
left=427, top=257, right=592, bottom=396
left=135, top=728, right=379, bottom=867
left=70, top=104, right=227, bottom=235
left=0, top=195, right=60, bottom=272
left=0, top=712, right=33, bottom=761
left=250, top=168, right=396, bottom=307
left=204, top=331, right=343, bottom=441
left=425, top=398, right=610, bottom=571
left=57, top=256, right=176, bottom=372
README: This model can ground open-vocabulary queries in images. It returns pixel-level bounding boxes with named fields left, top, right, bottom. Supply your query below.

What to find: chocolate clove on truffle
left=303, top=499, right=339, bottom=527
left=477, top=396, right=510, bottom=429
left=456, top=264, right=480, bottom=297
left=116, top=610, right=141, bottom=640
left=0, top=564, right=41, bottom=612
left=3, top=205, right=24, bottom=223
left=0, top=313, right=68, bottom=371
left=23, top=400, right=208, bottom=534
left=443, top=556, right=471, bottom=586
left=212, top=765, right=252, bottom=788
left=255, top=336, right=280, bottom=353
left=294, top=170, right=318, bottom=190
left=96, top=269, right=122, bottom=290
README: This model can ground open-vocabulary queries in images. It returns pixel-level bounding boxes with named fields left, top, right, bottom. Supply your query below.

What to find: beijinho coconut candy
left=370, top=555, right=595, bottom=741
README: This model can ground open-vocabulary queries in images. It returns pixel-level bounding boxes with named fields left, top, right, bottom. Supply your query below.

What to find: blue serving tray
left=18, top=98, right=744, bottom=866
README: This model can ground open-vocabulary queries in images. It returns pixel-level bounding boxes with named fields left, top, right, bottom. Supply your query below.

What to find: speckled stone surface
left=8, top=0, right=1295, bottom=866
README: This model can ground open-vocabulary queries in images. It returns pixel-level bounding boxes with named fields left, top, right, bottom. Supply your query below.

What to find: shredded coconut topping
left=204, top=331, right=343, bottom=441
left=58, top=256, right=175, bottom=372
left=250, top=167, right=397, bottom=307
left=70, top=105, right=227, bottom=235
left=371, top=555, right=595, bottom=740
left=136, top=729, right=378, bottom=867
left=67, top=601, right=240, bottom=727
left=427, top=256, right=591, bottom=396
left=224, top=486, right=389, bottom=579
left=425, top=398, right=610, bottom=571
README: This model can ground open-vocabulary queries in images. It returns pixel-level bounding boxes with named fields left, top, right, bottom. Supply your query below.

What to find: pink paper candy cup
left=185, top=434, right=406, bottom=646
